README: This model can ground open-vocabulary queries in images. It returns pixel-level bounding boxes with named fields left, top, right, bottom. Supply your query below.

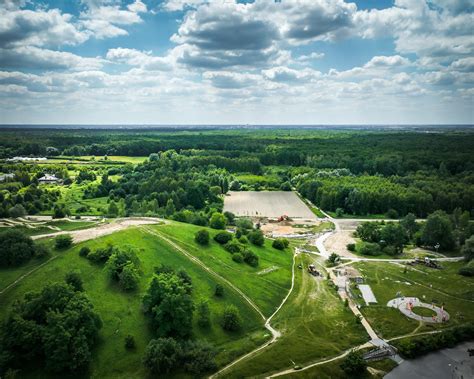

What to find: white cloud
left=106, top=48, right=172, bottom=70
left=296, top=52, right=325, bottom=62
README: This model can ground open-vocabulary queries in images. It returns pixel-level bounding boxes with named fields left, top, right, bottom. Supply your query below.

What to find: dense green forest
left=0, top=127, right=473, bottom=219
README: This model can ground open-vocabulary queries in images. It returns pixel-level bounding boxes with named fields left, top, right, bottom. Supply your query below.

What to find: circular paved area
left=387, top=297, right=449, bottom=323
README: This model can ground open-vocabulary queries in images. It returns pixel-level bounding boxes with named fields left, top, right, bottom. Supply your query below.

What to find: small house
left=38, top=174, right=60, bottom=184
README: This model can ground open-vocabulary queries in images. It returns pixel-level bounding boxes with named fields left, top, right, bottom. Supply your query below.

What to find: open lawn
left=353, top=261, right=474, bottom=339
left=224, top=254, right=368, bottom=378
left=0, top=225, right=276, bottom=378
left=150, top=221, right=294, bottom=317
left=224, top=191, right=316, bottom=219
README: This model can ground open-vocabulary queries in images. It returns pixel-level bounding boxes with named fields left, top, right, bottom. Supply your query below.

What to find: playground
left=387, top=297, right=450, bottom=323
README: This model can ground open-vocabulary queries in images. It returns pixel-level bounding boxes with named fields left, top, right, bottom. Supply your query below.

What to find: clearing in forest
left=224, top=191, right=316, bottom=219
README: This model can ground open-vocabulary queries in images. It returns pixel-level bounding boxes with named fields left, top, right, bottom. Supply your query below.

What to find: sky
left=0, top=0, right=473, bottom=125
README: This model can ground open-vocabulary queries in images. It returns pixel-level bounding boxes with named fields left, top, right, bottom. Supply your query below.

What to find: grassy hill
left=0, top=221, right=294, bottom=378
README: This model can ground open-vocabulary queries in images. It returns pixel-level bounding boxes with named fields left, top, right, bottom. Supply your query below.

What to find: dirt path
left=32, top=217, right=163, bottom=243
left=210, top=248, right=298, bottom=378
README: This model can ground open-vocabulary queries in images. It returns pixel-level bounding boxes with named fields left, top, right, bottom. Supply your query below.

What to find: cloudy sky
left=0, top=0, right=473, bottom=124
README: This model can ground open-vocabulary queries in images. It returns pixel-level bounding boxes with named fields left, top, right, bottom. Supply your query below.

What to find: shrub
left=346, top=243, right=356, bottom=251
left=8, top=204, right=26, bottom=218
left=458, top=266, right=474, bottom=277
left=235, top=218, right=253, bottom=230
left=197, top=299, right=211, bottom=328
left=232, top=253, right=244, bottom=263
left=125, top=335, right=135, bottom=350
left=181, top=340, right=217, bottom=374
left=221, top=305, right=242, bottom=331
left=248, top=229, right=264, bottom=246
left=54, top=234, right=73, bottom=249
left=335, top=208, right=344, bottom=217
left=209, top=212, right=226, bottom=230
left=272, top=238, right=289, bottom=250
left=34, top=244, right=50, bottom=259
left=87, top=245, right=115, bottom=263
left=194, top=229, right=210, bottom=245
left=340, top=350, right=367, bottom=376
left=0, top=230, right=38, bottom=267
left=214, top=284, right=224, bottom=297
left=238, top=235, right=248, bottom=244
left=243, top=249, right=259, bottom=267
left=142, top=338, right=182, bottom=374
left=79, top=246, right=90, bottom=257
left=213, top=231, right=233, bottom=245
left=386, top=208, right=399, bottom=219
left=65, top=270, right=83, bottom=291
left=224, top=241, right=242, bottom=254
left=359, top=242, right=382, bottom=256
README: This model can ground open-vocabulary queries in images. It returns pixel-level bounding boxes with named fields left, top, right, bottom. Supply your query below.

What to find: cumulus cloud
left=203, top=71, right=260, bottom=89
left=296, top=52, right=325, bottom=62
left=106, top=48, right=172, bottom=70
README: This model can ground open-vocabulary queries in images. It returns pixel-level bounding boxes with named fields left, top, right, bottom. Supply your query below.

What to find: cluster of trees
left=0, top=280, right=102, bottom=374
left=80, top=245, right=140, bottom=291
left=394, top=324, right=474, bottom=359
left=141, top=265, right=231, bottom=376
left=0, top=230, right=49, bottom=267
left=354, top=210, right=473, bottom=256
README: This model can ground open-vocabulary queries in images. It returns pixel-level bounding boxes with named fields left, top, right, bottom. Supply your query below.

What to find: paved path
left=387, top=297, right=450, bottom=323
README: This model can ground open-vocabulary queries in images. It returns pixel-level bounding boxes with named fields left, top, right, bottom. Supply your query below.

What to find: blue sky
left=0, top=0, right=472, bottom=124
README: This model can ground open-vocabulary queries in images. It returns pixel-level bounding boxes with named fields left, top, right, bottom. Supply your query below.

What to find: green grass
left=225, top=254, right=368, bottom=378
left=412, top=307, right=437, bottom=317
left=354, top=261, right=474, bottom=339
left=152, top=222, right=294, bottom=317
left=0, top=226, right=272, bottom=378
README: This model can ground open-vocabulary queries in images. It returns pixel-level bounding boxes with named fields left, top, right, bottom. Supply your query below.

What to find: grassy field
left=0, top=226, right=279, bottom=378
left=224, top=254, right=368, bottom=378
left=151, top=222, right=294, bottom=317
left=353, top=261, right=474, bottom=339
left=0, top=220, right=99, bottom=236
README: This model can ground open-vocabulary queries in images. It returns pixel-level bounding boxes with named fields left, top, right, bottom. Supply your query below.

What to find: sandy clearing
left=32, top=217, right=162, bottom=243
left=324, top=230, right=359, bottom=258
left=223, top=191, right=316, bottom=219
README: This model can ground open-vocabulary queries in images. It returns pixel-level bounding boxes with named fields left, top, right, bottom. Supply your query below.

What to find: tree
left=401, top=213, right=418, bottom=239
left=8, top=204, right=26, bottom=218
left=142, top=273, right=194, bottom=338
left=55, top=234, right=73, bottom=249
left=272, top=238, right=289, bottom=250
left=421, top=210, right=455, bottom=251
left=196, top=299, right=211, bottom=328
left=107, top=201, right=118, bottom=217
left=65, top=271, right=83, bottom=291
left=380, top=222, right=407, bottom=254
left=236, top=218, right=253, bottom=230
left=214, top=284, right=224, bottom=297
left=194, top=229, right=210, bottom=245
left=243, top=249, right=259, bottom=267
left=213, top=231, right=233, bottom=245
left=124, top=335, right=135, bottom=350
left=165, top=199, right=176, bottom=217
left=119, top=263, right=140, bottom=291
left=462, top=235, right=474, bottom=262
left=79, top=246, right=90, bottom=257
left=359, top=242, right=382, bottom=256
left=340, top=350, right=367, bottom=376
left=0, top=283, right=101, bottom=373
left=181, top=340, right=217, bottom=374
left=209, top=212, right=226, bottom=229
left=232, top=253, right=244, bottom=263
left=327, top=252, right=340, bottom=264
left=248, top=229, right=264, bottom=246
left=221, top=305, right=242, bottom=331
left=0, top=230, right=36, bottom=267
left=142, top=338, right=182, bottom=374
left=356, top=222, right=381, bottom=243
left=223, top=211, right=235, bottom=225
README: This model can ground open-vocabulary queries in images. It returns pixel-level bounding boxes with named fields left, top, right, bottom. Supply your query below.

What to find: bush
left=125, top=335, right=135, bottom=350
left=272, top=238, right=289, bottom=250
left=79, top=246, right=90, bottom=257
left=0, top=230, right=47, bottom=267
left=209, top=212, right=226, bottom=230
left=65, top=270, right=83, bottom=291
left=194, top=229, right=210, bottom=245
left=238, top=235, right=248, bottom=244
left=358, top=242, right=381, bottom=256
left=8, top=204, right=26, bottom=218
left=86, top=245, right=115, bottom=263
left=458, top=266, right=474, bottom=277
left=143, top=338, right=182, bottom=374
left=335, top=208, right=344, bottom=217
left=221, top=305, right=242, bottom=331
left=243, top=249, right=259, bottom=267
left=248, top=229, right=264, bottom=246
left=34, top=244, right=50, bottom=259
left=181, top=340, right=217, bottom=375
left=224, top=241, right=242, bottom=254
left=386, top=208, right=399, bottom=219
left=214, top=284, right=224, bottom=297
left=340, top=350, right=367, bottom=376
left=235, top=218, right=253, bottom=230
left=54, top=234, right=73, bottom=249
left=232, top=253, right=244, bottom=263
left=213, top=231, right=233, bottom=245
left=346, top=243, right=356, bottom=251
